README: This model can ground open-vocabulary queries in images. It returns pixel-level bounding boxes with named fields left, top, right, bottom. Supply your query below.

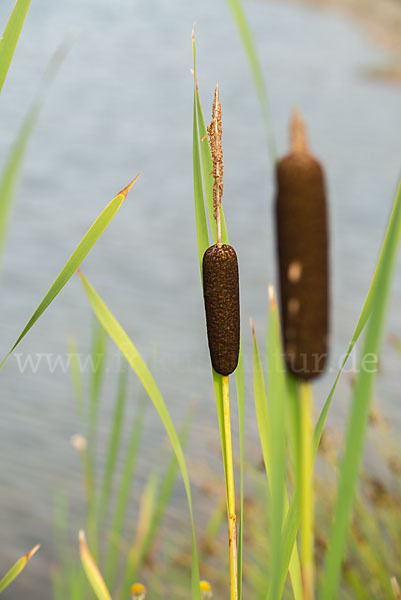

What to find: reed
left=2, top=0, right=401, bottom=598
left=201, top=86, right=240, bottom=600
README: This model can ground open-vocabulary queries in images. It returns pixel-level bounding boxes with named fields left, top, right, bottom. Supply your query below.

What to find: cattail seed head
left=275, top=110, right=329, bottom=380
left=203, top=244, right=240, bottom=376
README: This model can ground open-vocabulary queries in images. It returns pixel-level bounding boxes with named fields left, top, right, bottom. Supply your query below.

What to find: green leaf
left=0, top=544, right=39, bottom=593
left=0, top=36, right=72, bottom=274
left=78, top=531, right=111, bottom=600
left=119, top=472, right=159, bottom=600
left=314, top=175, right=401, bottom=454
left=266, top=293, right=287, bottom=600
left=0, top=0, right=31, bottom=94
left=0, top=99, right=39, bottom=270
left=88, top=321, right=107, bottom=455
left=120, top=413, right=193, bottom=600
left=320, top=180, right=401, bottom=599
left=235, top=345, right=245, bottom=599
left=67, top=337, right=85, bottom=426
left=192, top=36, right=210, bottom=269
left=144, top=410, right=194, bottom=558
left=106, top=394, right=146, bottom=589
left=98, top=365, right=127, bottom=523
left=251, top=319, right=271, bottom=476
left=251, top=319, right=302, bottom=600
left=225, top=0, right=276, bottom=163
left=78, top=271, right=201, bottom=600
left=0, top=174, right=139, bottom=368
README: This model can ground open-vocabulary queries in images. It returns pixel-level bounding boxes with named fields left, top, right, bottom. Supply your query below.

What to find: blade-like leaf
left=251, top=319, right=302, bottom=600
left=225, top=0, right=276, bottom=163
left=0, top=99, right=40, bottom=270
left=106, top=395, right=146, bottom=589
left=251, top=319, right=271, bottom=475
left=266, top=291, right=287, bottom=600
left=320, top=180, right=401, bottom=599
left=78, top=271, right=201, bottom=600
left=0, top=544, right=39, bottom=593
left=120, top=413, right=193, bottom=600
left=98, top=365, right=127, bottom=523
left=192, top=36, right=210, bottom=269
left=67, top=337, right=85, bottom=426
left=88, top=321, right=107, bottom=455
left=314, top=175, right=401, bottom=453
left=119, top=472, right=159, bottom=600
left=0, top=175, right=139, bottom=368
left=235, top=345, right=245, bottom=599
left=0, top=35, right=73, bottom=273
left=0, top=0, right=31, bottom=93
left=144, top=410, right=193, bottom=558
left=78, top=531, right=111, bottom=600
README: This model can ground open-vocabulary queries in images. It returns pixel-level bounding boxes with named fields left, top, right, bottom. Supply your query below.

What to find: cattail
left=275, top=110, right=329, bottom=380
left=202, top=86, right=240, bottom=376
left=203, top=244, right=240, bottom=375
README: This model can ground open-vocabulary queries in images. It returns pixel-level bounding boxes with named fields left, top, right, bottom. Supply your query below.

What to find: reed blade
left=78, top=271, right=201, bottom=600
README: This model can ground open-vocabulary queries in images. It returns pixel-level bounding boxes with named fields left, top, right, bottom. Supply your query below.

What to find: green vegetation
left=1, top=0, right=401, bottom=598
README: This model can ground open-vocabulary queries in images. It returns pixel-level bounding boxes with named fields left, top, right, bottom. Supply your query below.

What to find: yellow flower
left=200, top=580, right=212, bottom=598
left=130, top=582, right=146, bottom=599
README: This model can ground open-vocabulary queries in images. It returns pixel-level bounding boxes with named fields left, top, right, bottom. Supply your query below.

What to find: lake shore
left=285, top=0, right=401, bottom=82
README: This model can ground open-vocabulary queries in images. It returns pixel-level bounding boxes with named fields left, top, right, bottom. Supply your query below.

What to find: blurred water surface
left=0, top=0, right=401, bottom=596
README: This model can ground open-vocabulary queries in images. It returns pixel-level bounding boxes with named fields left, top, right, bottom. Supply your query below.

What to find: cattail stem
left=222, top=375, right=238, bottom=600
left=300, top=382, right=314, bottom=600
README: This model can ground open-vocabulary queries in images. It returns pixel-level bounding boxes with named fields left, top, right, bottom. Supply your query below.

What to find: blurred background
left=0, top=0, right=401, bottom=597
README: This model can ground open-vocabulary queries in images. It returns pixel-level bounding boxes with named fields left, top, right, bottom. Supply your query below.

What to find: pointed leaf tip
left=391, top=577, right=401, bottom=600
left=26, top=545, right=40, bottom=561
left=250, top=317, right=255, bottom=336
left=118, top=173, right=141, bottom=199
left=268, top=284, right=277, bottom=307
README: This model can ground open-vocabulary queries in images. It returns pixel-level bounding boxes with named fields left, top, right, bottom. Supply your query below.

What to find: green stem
left=222, top=375, right=238, bottom=600
left=300, top=382, right=314, bottom=600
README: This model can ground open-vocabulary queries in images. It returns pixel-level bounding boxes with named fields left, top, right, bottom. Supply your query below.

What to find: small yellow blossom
left=130, top=582, right=146, bottom=599
left=200, top=580, right=212, bottom=598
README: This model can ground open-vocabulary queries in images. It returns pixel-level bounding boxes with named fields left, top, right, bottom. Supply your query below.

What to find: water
left=0, top=0, right=401, bottom=596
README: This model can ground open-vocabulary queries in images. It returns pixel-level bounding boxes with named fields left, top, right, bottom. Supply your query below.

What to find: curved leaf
left=0, top=0, right=31, bottom=93
left=79, top=531, right=111, bottom=600
left=0, top=544, right=39, bottom=593
left=1, top=175, right=139, bottom=368
left=78, top=271, right=201, bottom=600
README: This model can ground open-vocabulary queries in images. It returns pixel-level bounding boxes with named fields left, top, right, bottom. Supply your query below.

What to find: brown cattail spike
left=275, top=109, right=329, bottom=380
left=203, top=244, right=240, bottom=376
